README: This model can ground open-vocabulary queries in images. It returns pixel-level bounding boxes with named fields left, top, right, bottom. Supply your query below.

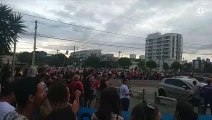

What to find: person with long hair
left=174, top=101, right=198, bottom=120
left=40, top=81, right=80, bottom=120
left=91, top=88, right=124, bottom=120
left=95, top=78, right=110, bottom=109
left=131, top=103, right=161, bottom=120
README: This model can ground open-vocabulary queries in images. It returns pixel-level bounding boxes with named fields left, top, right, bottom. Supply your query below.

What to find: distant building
left=70, top=49, right=101, bottom=65
left=192, top=57, right=206, bottom=71
left=130, top=54, right=136, bottom=59
left=192, top=60, right=202, bottom=70
left=145, top=32, right=183, bottom=71
left=100, top=54, right=114, bottom=61
left=139, top=55, right=145, bottom=60
left=182, top=60, right=188, bottom=64
left=114, top=57, right=119, bottom=61
left=197, top=57, right=201, bottom=60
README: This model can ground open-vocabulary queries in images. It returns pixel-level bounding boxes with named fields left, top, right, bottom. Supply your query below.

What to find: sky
left=1, top=0, right=212, bottom=61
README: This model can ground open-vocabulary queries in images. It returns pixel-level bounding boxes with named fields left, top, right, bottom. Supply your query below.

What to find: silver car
left=158, top=78, right=206, bottom=101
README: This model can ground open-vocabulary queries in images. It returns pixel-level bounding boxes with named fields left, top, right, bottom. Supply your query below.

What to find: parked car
left=158, top=78, right=206, bottom=101
left=194, top=76, right=209, bottom=84
left=172, top=76, right=191, bottom=79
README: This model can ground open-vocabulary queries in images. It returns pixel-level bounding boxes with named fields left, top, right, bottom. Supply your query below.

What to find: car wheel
left=158, top=89, right=166, bottom=96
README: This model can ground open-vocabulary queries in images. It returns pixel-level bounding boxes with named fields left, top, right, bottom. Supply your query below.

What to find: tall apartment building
left=145, top=32, right=183, bottom=70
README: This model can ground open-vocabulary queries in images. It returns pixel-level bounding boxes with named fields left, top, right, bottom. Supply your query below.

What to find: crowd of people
left=0, top=64, right=211, bottom=120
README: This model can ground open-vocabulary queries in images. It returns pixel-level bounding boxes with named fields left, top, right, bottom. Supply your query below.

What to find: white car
left=158, top=77, right=206, bottom=101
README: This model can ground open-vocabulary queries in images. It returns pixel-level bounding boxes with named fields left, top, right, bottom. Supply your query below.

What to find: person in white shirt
left=0, top=82, right=16, bottom=120
left=119, top=78, right=131, bottom=111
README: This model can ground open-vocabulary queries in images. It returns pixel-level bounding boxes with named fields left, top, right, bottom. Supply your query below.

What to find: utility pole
left=32, top=20, right=38, bottom=66
left=56, top=49, right=60, bottom=54
left=74, top=46, right=76, bottom=55
left=118, top=51, right=121, bottom=58
left=73, top=46, right=76, bottom=66
left=11, top=39, right=17, bottom=81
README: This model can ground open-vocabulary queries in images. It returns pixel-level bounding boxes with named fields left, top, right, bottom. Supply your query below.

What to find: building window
left=172, top=53, right=174, bottom=58
left=164, top=36, right=170, bottom=39
left=172, top=36, right=175, bottom=52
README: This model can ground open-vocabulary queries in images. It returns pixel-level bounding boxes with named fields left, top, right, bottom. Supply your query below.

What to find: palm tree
left=0, top=3, right=25, bottom=55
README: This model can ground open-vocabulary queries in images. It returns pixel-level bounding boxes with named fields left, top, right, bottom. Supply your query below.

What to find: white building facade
left=130, top=54, right=136, bottom=59
left=139, top=55, right=145, bottom=60
left=71, top=49, right=101, bottom=62
left=100, top=54, right=114, bottom=61
left=145, top=32, right=183, bottom=70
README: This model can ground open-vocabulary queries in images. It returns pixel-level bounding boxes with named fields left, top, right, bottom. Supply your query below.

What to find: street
left=112, top=79, right=178, bottom=113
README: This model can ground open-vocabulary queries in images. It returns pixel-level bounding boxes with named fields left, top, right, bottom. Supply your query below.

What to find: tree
left=204, top=63, right=212, bottom=73
left=83, top=56, right=100, bottom=68
left=117, top=57, right=132, bottom=69
left=0, top=4, right=25, bottom=55
left=146, top=60, right=157, bottom=70
left=0, top=56, right=3, bottom=67
left=17, top=51, right=48, bottom=66
left=17, top=52, right=32, bottom=65
left=47, top=54, right=67, bottom=67
left=163, top=62, right=169, bottom=70
left=66, top=56, right=75, bottom=66
left=171, top=62, right=181, bottom=71
left=182, top=63, right=192, bottom=72
left=137, top=60, right=145, bottom=70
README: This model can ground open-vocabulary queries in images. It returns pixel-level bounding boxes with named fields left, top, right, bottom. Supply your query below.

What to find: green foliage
left=47, top=54, right=67, bottom=67
left=17, top=51, right=73, bottom=67
left=137, top=60, right=145, bottom=70
left=163, top=62, right=169, bottom=70
left=0, top=4, right=25, bottom=55
left=0, top=56, right=2, bottom=67
left=83, top=56, right=100, bottom=68
left=66, top=56, right=75, bottom=66
left=117, top=57, right=132, bottom=68
left=146, top=60, right=157, bottom=70
left=171, top=62, right=182, bottom=71
left=204, top=63, right=212, bottom=73
left=182, top=63, right=192, bottom=72
left=17, top=52, right=32, bottom=65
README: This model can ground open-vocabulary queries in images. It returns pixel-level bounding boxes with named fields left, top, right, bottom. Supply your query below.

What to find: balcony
left=163, top=36, right=171, bottom=39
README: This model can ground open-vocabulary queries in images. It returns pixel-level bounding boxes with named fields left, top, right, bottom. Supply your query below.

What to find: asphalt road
left=111, top=79, right=176, bottom=113
left=111, top=79, right=211, bottom=114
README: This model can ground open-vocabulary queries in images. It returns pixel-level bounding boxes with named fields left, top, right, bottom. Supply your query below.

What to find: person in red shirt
left=68, top=74, right=84, bottom=106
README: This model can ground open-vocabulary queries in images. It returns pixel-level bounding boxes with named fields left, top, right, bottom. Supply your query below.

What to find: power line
left=21, top=33, right=212, bottom=56
left=16, top=12, right=212, bottom=47
left=17, top=12, right=144, bottom=39
left=22, top=32, right=144, bottom=50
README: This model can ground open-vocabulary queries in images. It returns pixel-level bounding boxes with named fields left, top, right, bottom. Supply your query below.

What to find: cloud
left=2, top=0, right=212, bottom=60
